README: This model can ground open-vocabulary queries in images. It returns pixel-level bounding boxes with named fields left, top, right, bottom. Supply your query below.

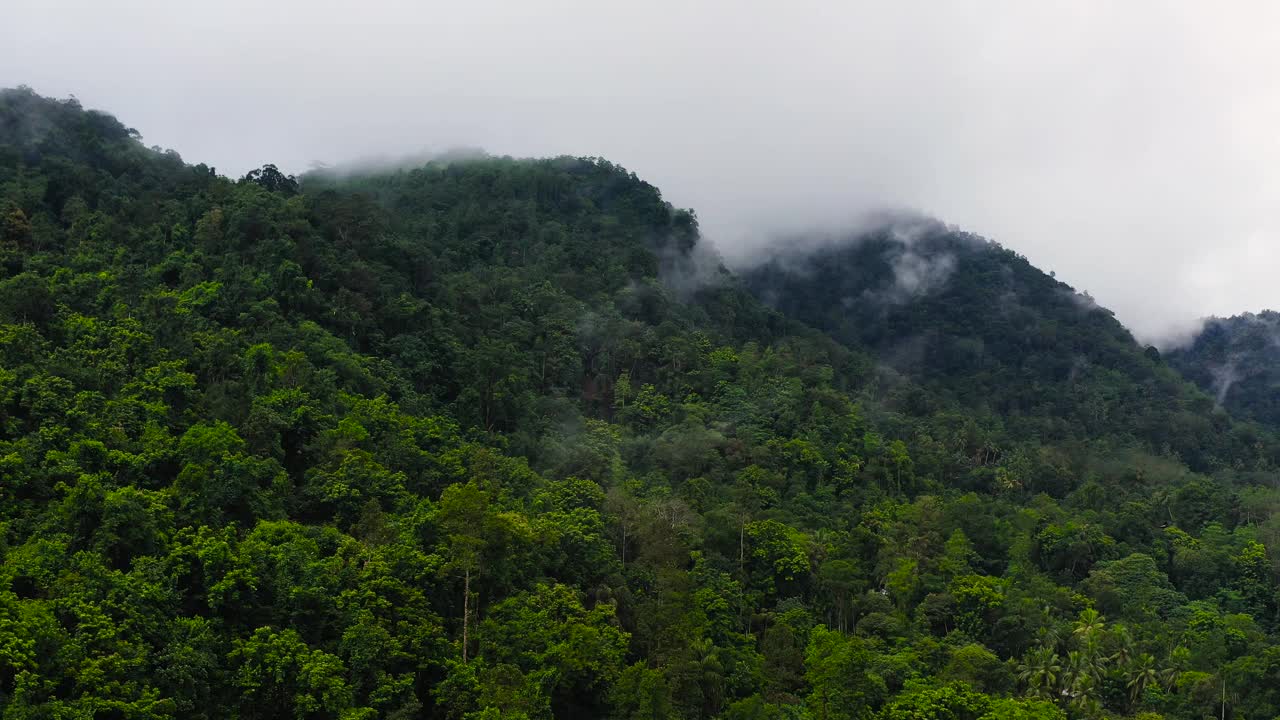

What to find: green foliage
left=877, top=681, right=1062, bottom=720
left=2, top=86, right=1280, bottom=719
left=1166, top=311, right=1280, bottom=429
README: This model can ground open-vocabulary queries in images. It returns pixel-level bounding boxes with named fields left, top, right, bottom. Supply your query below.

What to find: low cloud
left=884, top=248, right=955, bottom=303
left=4, top=2, right=1278, bottom=343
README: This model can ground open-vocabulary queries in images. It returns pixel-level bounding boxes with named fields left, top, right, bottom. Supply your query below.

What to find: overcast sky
left=4, top=1, right=1278, bottom=343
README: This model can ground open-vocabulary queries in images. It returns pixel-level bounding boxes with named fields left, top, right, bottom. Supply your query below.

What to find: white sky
left=5, top=1, right=1279, bottom=342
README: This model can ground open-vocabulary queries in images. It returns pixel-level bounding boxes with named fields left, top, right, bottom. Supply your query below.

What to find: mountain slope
left=3, top=86, right=1280, bottom=720
left=1166, top=311, right=1280, bottom=428
left=739, top=219, right=1273, bottom=473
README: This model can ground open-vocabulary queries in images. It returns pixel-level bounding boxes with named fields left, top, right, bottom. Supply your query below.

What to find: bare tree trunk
left=739, top=517, right=746, bottom=570
left=462, top=567, right=471, bottom=664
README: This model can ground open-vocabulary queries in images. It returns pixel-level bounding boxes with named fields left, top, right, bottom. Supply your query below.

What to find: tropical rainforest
left=3, top=86, right=1280, bottom=720
left=1166, top=312, right=1280, bottom=432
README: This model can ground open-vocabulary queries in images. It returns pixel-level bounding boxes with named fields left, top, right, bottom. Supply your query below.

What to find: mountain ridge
left=3, top=86, right=1280, bottom=720
left=1166, top=310, right=1280, bottom=430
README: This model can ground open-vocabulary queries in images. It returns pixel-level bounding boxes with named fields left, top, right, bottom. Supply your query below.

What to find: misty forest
left=6, top=86, right=1280, bottom=720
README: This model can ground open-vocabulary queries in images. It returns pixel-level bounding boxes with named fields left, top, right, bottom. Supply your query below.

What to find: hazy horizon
left=5, top=1, right=1278, bottom=344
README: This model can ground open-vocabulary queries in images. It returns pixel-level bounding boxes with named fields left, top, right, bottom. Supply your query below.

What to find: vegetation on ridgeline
left=2, top=86, right=1280, bottom=719
left=1166, top=311, right=1280, bottom=432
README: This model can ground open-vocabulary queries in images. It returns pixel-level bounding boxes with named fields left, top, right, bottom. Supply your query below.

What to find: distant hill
left=4, top=85, right=1280, bottom=720
left=738, top=219, right=1262, bottom=472
left=1166, top=311, right=1280, bottom=428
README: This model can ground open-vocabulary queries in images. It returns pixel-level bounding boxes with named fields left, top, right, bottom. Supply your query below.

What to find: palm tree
left=689, top=637, right=725, bottom=717
left=1161, top=645, right=1191, bottom=691
left=1126, top=653, right=1160, bottom=707
left=1069, top=673, right=1103, bottom=718
left=1035, top=619, right=1062, bottom=653
left=1073, top=608, right=1106, bottom=647
left=1109, top=624, right=1136, bottom=666
left=1017, top=646, right=1062, bottom=700
left=1064, top=650, right=1102, bottom=690
left=1159, top=665, right=1181, bottom=692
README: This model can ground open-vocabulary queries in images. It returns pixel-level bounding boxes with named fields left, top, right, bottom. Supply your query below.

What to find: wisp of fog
left=4, top=0, right=1278, bottom=343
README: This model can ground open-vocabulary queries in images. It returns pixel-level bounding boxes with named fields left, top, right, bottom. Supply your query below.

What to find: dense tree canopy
left=2, top=85, right=1280, bottom=719
left=1166, top=311, right=1280, bottom=431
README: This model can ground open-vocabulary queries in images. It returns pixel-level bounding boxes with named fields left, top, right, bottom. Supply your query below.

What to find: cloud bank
left=4, top=1, right=1278, bottom=341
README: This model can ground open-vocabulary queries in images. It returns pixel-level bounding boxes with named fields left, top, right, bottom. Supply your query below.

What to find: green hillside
left=2, top=86, right=1280, bottom=720
left=739, top=222, right=1278, bottom=472
left=1166, top=311, right=1280, bottom=430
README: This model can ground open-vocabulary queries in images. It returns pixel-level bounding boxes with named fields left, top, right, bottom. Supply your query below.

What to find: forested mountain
left=1165, top=311, right=1280, bottom=430
left=3, top=86, right=1280, bottom=720
left=738, top=221, right=1277, bottom=475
